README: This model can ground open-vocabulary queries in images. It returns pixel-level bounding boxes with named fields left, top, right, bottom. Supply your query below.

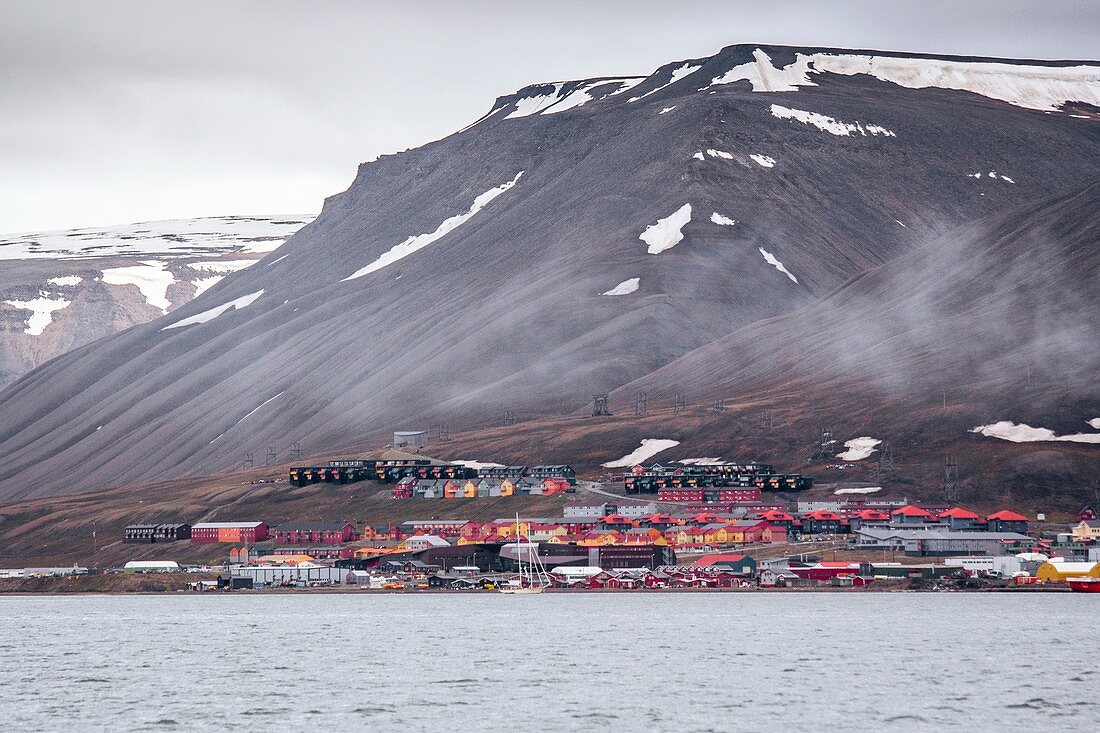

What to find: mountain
left=0, top=216, right=310, bottom=389
left=0, top=44, right=1098, bottom=502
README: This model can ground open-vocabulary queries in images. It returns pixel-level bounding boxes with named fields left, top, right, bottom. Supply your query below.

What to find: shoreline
left=0, top=583, right=1073, bottom=596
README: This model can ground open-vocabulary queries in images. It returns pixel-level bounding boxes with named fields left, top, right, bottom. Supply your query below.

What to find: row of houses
left=621, top=462, right=812, bottom=495
left=391, top=475, right=573, bottom=499
left=744, top=505, right=1030, bottom=536
left=124, top=521, right=359, bottom=546
left=291, top=460, right=578, bottom=488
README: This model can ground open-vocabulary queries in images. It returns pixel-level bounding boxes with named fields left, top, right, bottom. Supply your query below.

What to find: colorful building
left=191, top=521, right=269, bottom=543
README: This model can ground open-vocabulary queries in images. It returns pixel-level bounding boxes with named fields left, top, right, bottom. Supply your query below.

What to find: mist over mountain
left=0, top=43, right=1097, bottom=501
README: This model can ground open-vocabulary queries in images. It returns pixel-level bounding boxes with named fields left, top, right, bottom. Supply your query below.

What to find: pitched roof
left=192, top=521, right=265, bottom=529
left=939, top=507, right=981, bottom=520
left=803, top=510, right=842, bottom=520
left=988, top=510, right=1028, bottom=521
left=692, top=554, right=749, bottom=566
left=273, top=521, right=353, bottom=532
left=892, top=505, right=933, bottom=518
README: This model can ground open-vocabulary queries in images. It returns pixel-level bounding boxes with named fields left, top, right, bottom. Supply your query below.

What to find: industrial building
left=853, top=528, right=1032, bottom=556
left=191, top=521, right=269, bottom=543
left=123, top=523, right=191, bottom=543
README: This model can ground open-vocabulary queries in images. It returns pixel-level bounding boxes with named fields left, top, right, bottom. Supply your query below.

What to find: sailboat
left=499, top=514, right=549, bottom=594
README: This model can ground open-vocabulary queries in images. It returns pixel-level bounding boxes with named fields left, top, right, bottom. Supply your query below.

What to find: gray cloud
left=1, top=0, right=1097, bottom=231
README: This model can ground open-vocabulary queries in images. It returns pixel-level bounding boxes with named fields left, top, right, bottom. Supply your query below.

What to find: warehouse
left=854, top=529, right=1031, bottom=556
left=123, top=523, right=191, bottom=543
left=231, top=564, right=345, bottom=586
left=123, top=560, right=180, bottom=573
left=191, top=521, right=269, bottom=543
left=1035, top=560, right=1100, bottom=582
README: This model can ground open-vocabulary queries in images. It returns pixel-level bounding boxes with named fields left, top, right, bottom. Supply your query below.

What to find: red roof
left=940, top=507, right=981, bottom=520
left=692, top=554, right=748, bottom=566
left=758, top=510, right=794, bottom=521
left=599, top=514, right=635, bottom=524
left=988, top=510, right=1028, bottom=521
left=803, top=510, right=842, bottom=520
left=892, top=505, right=933, bottom=518
left=856, top=509, right=890, bottom=520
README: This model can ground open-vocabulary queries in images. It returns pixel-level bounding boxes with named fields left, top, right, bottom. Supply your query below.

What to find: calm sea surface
left=0, top=593, right=1093, bottom=731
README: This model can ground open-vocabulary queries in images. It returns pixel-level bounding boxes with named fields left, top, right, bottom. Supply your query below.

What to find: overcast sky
left=2, top=0, right=1097, bottom=233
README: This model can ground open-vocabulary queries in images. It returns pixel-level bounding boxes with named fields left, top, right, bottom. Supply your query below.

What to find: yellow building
left=1071, top=520, right=1100, bottom=540
left=702, top=524, right=730, bottom=546
left=1036, top=561, right=1100, bottom=582
left=463, top=480, right=479, bottom=498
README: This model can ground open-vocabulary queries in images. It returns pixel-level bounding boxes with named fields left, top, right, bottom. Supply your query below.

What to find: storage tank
left=393, top=430, right=428, bottom=448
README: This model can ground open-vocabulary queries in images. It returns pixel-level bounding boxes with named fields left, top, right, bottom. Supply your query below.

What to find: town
left=4, top=457, right=1098, bottom=593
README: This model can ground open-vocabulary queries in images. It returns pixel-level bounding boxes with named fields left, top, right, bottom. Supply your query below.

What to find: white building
left=123, top=560, right=180, bottom=573
left=404, top=534, right=450, bottom=551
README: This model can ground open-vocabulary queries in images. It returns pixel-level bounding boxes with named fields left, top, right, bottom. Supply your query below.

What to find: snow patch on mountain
left=187, top=260, right=256, bottom=274
left=505, top=85, right=565, bottom=119
left=46, top=276, right=83, bottom=287
left=344, top=172, right=524, bottom=280
left=711, top=213, right=737, bottom=226
left=1089, top=418, right=1100, bottom=430
left=602, top=278, right=640, bottom=296
left=970, top=171, right=1015, bottom=183
left=602, top=439, right=681, bottom=468
left=808, top=53, right=1100, bottom=112
left=970, top=421, right=1100, bottom=444
left=208, top=391, right=284, bottom=445
left=0, top=216, right=309, bottom=260
left=758, top=247, right=799, bottom=283
left=162, top=289, right=265, bottom=330
left=692, top=151, right=705, bottom=160
left=710, top=48, right=816, bottom=92
left=703, top=48, right=1100, bottom=112
left=641, top=204, right=692, bottom=254
left=659, top=106, right=676, bottom=114
left=750, top=154, right=776, bottom=168
left=630, top=62, right=703, bottom=101
left=771, top=104, right=896, bottom=137
left=835, top=486, right=882, bottom=495
left=101, top=260, right=175, bottom=313
left=453, top=459, right=507, bottom=470
left=707, top=149, right=734, bottom=159
left=836, top=437, right=882, bottom=461
left=191, top=276, right=223, bottom=297
left=4, top=293, right=71, bottom=336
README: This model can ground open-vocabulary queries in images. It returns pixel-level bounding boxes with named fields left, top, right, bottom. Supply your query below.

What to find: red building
left=271, top=522, right=358, bottom=545
left=790, top=562, right=862, bottom=581
left=191, top=521, right=269, bottom=543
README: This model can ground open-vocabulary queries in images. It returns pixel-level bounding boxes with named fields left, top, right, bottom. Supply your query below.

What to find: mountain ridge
left=0, top=44, right=1097, bottom=501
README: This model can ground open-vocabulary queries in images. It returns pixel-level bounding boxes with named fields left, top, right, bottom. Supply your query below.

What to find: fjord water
left=1, top=594, right=1092, bottom=731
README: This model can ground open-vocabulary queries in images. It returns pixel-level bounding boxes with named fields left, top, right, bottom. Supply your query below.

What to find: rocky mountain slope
left=0, top=216, right=309, bottom=389
left=0, top=44, right=1097, bottom=501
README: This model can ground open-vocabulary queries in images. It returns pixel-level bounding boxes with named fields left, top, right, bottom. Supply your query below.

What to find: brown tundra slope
left=0, top=44, right=1097, bottom=501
